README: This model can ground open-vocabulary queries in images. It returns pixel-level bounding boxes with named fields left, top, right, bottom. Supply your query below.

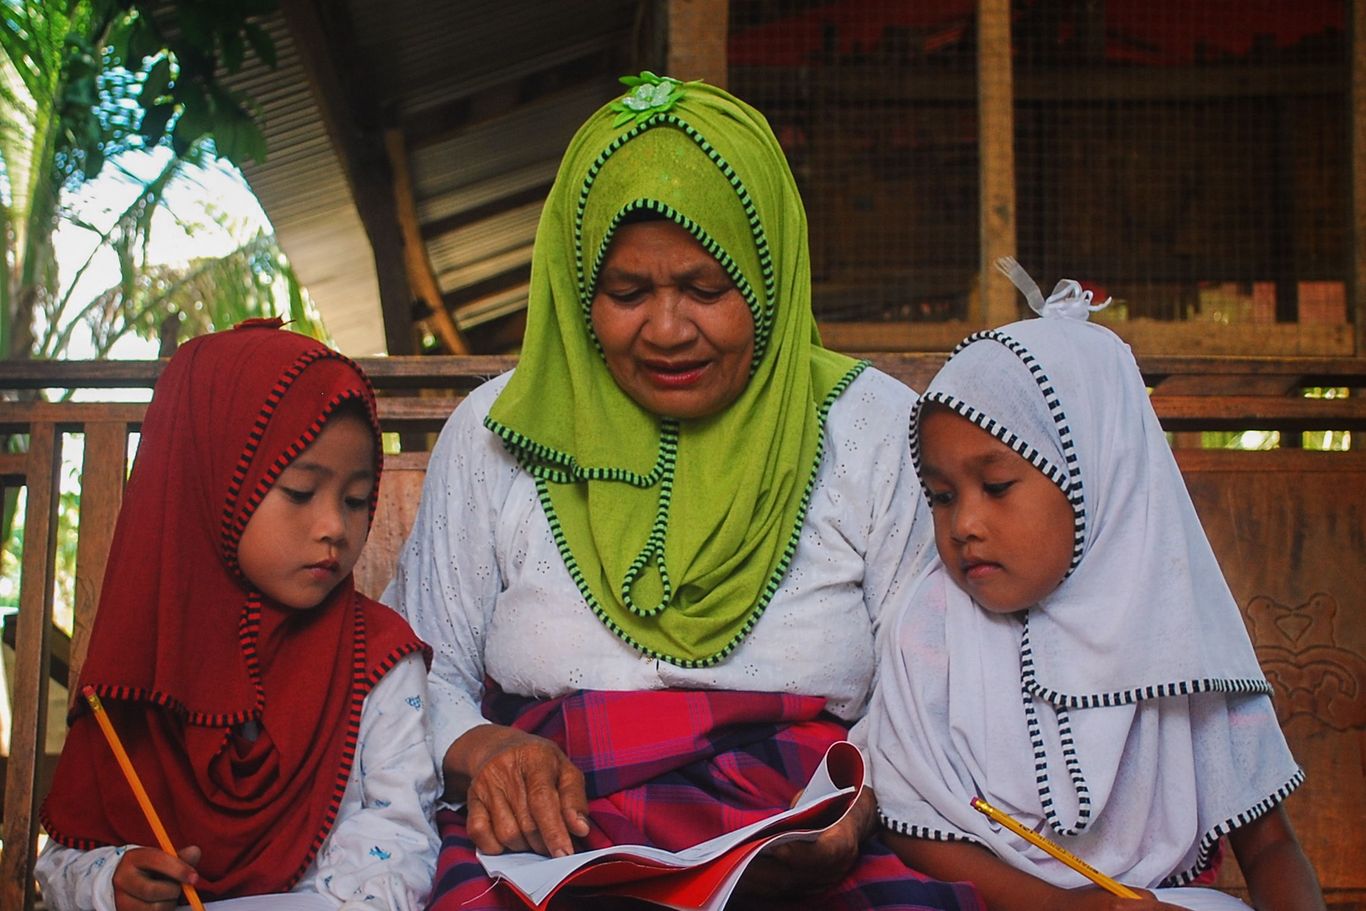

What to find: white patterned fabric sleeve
left=302, top=652, right=441, bottom=911
left=34, top=841, right=127, bottom=911
left=382, top=374, right=513, bottom=759
left=842, top=370, right=936, bottom=642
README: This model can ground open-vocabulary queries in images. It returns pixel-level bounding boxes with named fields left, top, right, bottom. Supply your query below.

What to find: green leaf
left=172, top=83, right=211, bottom=148
left=242, top=22, right=276, bottom=69
left=81, top=145, right=105, bottom=180
left=139, top=101, right=174, bottom=144
left=220, top=28, right=244, bottom=73
left=238, top=119, right=267, bottom=164
left=176, top=4, right=211, bottom=50
left=127, top=15, right=159, bottom=63
left=141, top=55, right=172, bottom=103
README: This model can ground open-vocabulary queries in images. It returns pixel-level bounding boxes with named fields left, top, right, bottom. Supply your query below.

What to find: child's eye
left=984, top=481, right=1015, bottom=497
left=927, top=489, right=954, bottom=507
left=344, top=496, right=370, bottom=511
left=279, top=486, right=313, bottom=504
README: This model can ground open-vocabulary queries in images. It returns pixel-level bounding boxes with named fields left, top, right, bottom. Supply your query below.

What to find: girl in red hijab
left=38, top=320, right=440, bottom=911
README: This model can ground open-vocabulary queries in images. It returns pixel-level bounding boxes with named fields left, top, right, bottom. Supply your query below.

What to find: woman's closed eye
left=687, top=282, right=733, bottom=303
left=983, top=480, right=1015, bottom=497
left=601, top=283, right=647, bottom=305
left=344, top=494, right=370, bottom=511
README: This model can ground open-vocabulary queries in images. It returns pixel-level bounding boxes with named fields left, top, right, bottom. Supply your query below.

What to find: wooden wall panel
left=1181, top=454, right=1366, bottom=907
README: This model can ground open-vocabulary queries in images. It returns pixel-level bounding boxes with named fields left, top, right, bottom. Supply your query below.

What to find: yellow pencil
left=970, top=796, right=1141, bottom=900
left=82, top=686, right=207, bottom=911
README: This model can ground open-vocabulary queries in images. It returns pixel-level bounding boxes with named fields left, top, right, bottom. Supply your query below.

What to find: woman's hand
left=739, top=785, right=878, bottom=896
left=449, top=723, right=590, bottom=858
left=112, top=845, right=201, bottom=911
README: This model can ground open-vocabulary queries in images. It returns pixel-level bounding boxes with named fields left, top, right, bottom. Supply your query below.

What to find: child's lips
left=306, top=559, right=340, bottom=575
left=961, top=559, right=1000, bottom=580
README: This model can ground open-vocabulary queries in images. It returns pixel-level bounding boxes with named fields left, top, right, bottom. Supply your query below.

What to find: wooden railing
left=2, top=354, right=1364, bottom=910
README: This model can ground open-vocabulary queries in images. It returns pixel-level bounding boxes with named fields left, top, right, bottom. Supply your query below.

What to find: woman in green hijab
left=386, top=74, right=980, bottom=911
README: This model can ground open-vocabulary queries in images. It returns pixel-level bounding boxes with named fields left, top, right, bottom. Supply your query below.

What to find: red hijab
left=42, top=319, right=428, bottom=898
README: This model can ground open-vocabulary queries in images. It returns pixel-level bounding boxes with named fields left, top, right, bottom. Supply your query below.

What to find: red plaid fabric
left=428, top=687, right=983, bottom=910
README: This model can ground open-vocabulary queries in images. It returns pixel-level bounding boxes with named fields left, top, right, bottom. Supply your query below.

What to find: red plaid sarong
left=427, top=688, right=982, bottom=910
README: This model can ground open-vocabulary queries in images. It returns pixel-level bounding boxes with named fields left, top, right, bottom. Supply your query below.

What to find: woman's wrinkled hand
left=739, top=785, right=877, bottom=897
left=457, top=724, right=590, bottom=858
left=112, top=845, right=201, bottom=911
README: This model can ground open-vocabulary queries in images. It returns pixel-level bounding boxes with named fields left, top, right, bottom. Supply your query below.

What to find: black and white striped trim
left=1020, top=612, right=1274, bottom=710
left=574, top=113, right=777, bottom=368
left=878, top=814, right=987, bottom=848
left=1161, top=768, right=1305, bottom=887
left=513, top=361, right=869, bottom=668
left=909, top=330, right=1087, bottom=575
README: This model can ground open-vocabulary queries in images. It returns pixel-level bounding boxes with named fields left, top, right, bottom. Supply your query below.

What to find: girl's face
left=918, top=406, right=1076, bottom=613
left=591, top=219, right=755, bottom=420
left=237, top=411, right=376, bottom=610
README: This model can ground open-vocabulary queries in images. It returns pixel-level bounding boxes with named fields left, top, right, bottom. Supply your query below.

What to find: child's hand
left=1067, top=885, right=1194, bottom=911
left=112, top=845, right=201, bottom=911
left=739, top=786, right=877, bottom=896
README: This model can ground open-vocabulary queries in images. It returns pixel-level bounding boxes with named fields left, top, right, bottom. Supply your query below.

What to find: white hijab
left=861, top=278, right=1302, bottom=888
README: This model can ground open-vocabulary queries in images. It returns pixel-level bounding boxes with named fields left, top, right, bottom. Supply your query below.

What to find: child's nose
left=948, top=501, right=983, bottom=542
left=316, top=503, right=348, bottom=543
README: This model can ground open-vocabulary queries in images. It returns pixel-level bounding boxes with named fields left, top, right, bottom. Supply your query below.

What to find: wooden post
left=665, top=0, right=729, bottom=88
left=1353, top=0, right=1365, bottom=355
left=69, top=423, right=128, bottom=700
left=0, top=424, right=61, bottom=911
left=978, top=0, right=1019, bottom=328
left=384, top=129, right=468, bottom=354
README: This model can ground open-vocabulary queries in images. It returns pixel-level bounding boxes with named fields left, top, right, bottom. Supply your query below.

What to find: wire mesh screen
left=728, top=1, right=1350, bottom=333
left=729, top=1, right=980, bottom=323
left=1014, top=0, right=1348, bottom=327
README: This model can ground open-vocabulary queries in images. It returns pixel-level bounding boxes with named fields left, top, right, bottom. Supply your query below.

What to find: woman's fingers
left=559, top=761, right=591, bottom=839
left=467, top=729, right=588, bottom=857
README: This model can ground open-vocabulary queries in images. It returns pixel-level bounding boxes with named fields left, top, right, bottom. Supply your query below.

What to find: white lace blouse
left=383, top=367, right=934, bottom=760
left=35, top=653, right=441, bottom=911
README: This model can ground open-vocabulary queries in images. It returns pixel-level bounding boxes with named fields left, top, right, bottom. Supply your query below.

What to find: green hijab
left=486, top=74, right=866, bottom=666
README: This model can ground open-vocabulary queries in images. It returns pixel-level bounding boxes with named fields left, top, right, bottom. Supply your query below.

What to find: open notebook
left=201, top=896, right=332, bottom=910
left=479, top=740, right=866, bottom=911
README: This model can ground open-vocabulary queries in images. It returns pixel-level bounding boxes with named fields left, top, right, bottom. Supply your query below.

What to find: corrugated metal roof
left=231, top=0, right=641, bottom=354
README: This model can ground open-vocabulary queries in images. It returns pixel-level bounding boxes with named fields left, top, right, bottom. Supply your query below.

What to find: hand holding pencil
left=83, top=686, right=207, bottom=911
left=970, top=796, right=1140, bottom=900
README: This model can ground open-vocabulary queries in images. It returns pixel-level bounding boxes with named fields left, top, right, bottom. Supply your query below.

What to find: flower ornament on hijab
left=486, top=73, right=866, bottom=667
left=41, top=320, right=427, bottom=898
left=863, top=272, right=1300, bottom=889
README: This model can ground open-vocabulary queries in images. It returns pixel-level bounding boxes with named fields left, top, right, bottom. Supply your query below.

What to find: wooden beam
left=1354, top=0, right=1365, bottom=355
left=383, top=129, right=468, bottom=354
left=667, top=0, right=730, bottom=87
left=978, top=0, right=1018, bottom=328
left=732, top=64, right=1343, bottom=105
left=278, top=0, right=418, bottom=355
left=816, top=318, right=1357, bottom=358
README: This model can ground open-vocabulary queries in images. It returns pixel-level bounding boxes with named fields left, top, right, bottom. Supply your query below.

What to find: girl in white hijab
left=857, top=266, right=1323, bottom=911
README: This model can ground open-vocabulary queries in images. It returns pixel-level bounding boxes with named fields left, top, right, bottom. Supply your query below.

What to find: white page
left=478, top=742, right=860, bottom=906
left=1151, top=887, right=1251, bottom=911
left=200, top=893, right=333, bottom=911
